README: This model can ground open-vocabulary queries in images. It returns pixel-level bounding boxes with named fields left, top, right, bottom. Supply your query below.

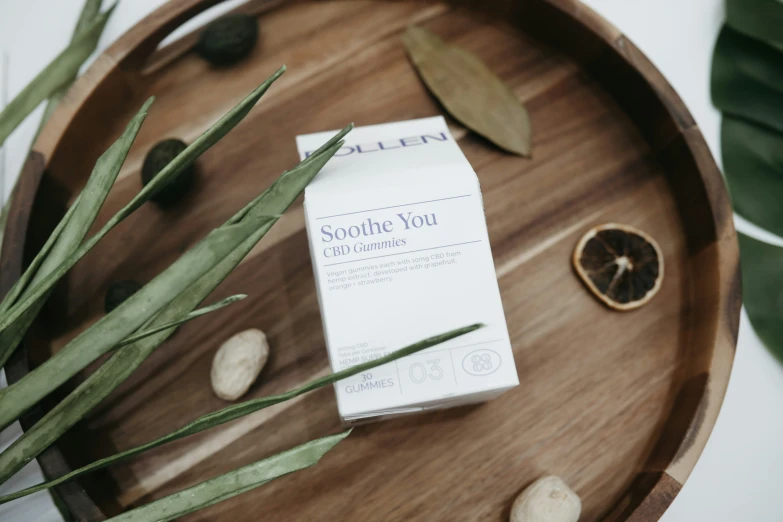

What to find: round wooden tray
left=1, top=0, right=740, bottom=520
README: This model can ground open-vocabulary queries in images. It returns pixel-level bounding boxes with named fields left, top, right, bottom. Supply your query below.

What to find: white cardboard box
left=297, top=116, right=518, bottom=423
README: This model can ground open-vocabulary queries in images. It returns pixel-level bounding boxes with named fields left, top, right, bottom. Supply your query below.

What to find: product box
left=296, top=116, right=518, bottom=423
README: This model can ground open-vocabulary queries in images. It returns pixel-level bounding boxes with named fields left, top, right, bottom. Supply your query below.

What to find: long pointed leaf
left=105, top=431, right=351, bottom=522
left=0, top=0, right=111, bottom=262
left=0, top=323, right=481, bottom=502
left=0, top=67, right=286, bottom=335
left=116, top=294, right=246, bottom=348
left=0, top=97, right=154, bottom=369
left=0, top=216, right=275, bottom=432
left=0, top=5, right=115, bottom=147
left=0, top=0, right=103, bottom=302
left=225, top=123, right=353, bottom=226
left=0, top=194, right=81, bottom=315
left=36, top=0, right=105, bottom=136
left=0, top=132, right=348, bottom=487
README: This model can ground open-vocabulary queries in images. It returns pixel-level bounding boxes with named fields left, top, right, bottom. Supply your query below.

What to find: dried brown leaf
left=402, top=26, right=532, bottom=156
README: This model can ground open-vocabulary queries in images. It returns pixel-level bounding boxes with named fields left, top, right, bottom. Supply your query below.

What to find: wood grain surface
left=1, top=0, right=740, bottom=520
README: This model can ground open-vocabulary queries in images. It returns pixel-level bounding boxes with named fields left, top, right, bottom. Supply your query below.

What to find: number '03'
left=409, top=359, right=443, bottom=383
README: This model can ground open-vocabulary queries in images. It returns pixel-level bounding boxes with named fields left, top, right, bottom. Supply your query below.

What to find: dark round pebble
left=196, top=13, right=258, bottom=66
left=141, top=139, right=196, bottom=206
left=104, top=280, right=143, bottom=314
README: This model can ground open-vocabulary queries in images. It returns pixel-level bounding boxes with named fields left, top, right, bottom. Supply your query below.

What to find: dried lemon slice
left=573, top=223, right=663, bottom=311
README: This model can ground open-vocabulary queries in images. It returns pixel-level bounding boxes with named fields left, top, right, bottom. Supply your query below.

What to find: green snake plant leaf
left=0, top=66, right=286, bottom=337
left=36, top=0, right=106, bottom=135
left=0, top=97, right=154, bottom=369
left=0, top=4, right=115, bottom=147
left=104, top=431, right=351, bottom=522
left=0, top=126, right=351, bottom=487
left=0, top=216, right=275, bottom=432
left=0, top=194, right=81, bottom=316
left=0, top=324, right=481, bottom=502
left=712, top=0, right=783, bottom=362
left=115, top=294, right=246, bottom=348
left=0, top=0, right=111, bottom=263
left=0, top=66, right=288, bottom=434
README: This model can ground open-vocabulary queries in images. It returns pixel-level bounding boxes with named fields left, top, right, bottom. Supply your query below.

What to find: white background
left=1, top=0, right=782, bottom=520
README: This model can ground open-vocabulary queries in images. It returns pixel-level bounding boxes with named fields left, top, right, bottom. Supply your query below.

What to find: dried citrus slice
left=573, top=223, right=663, bottom=311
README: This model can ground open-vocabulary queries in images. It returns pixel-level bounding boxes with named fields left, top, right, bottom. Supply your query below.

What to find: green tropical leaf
left=105, top=431, right=351, bottom=522
left=712, top=26, right=783, bottom=134
left=737, top=233, right=783, bottom=362
left=712, top=0, right=783, bottom=364
left=721, top=116, right=783, bottom=236
left=726, top=0, right=783, bottom=51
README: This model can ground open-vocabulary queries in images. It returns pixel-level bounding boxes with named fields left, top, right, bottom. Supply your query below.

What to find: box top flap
left=297, top=117, right=477, bottom=198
